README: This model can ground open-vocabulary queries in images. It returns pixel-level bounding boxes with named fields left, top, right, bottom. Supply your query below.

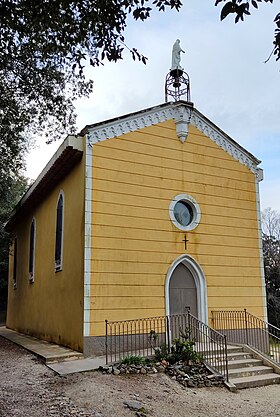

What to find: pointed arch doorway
left=165, top=255, right=208, bottom=324
left=169, top=263, right=198, bottom=316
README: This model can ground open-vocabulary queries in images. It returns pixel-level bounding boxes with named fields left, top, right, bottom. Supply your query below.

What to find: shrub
left=120, top=355, right=146, bottom=366
left=150, top=327, right=202, bottom=365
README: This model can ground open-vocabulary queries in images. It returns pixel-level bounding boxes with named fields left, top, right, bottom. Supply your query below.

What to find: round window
left=174, top=201, right=194, bottom=227
left=169, top=194, right=201, bottom=231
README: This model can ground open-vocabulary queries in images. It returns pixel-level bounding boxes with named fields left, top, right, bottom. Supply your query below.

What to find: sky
left=26, top=1, right=280, bottom=211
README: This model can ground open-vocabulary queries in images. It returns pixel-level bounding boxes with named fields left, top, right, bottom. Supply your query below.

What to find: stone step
left=226, top=351, right=254, bottom=361
left=228, top=365, right=273, bottom=378
left=198, top=345, right=244, bottom=356
left=45, top=352, right=84, bottom=364
left=0, top=326, right=84, bottom=364
left=204, top=342, right=280, bottom=389
left=212, top=351, right=253, bottom=362
left=227, top=345, right=247, bottom=352
left=227, top=358, right=263, bottom=369
left=230, top=372, right=280, bottom=389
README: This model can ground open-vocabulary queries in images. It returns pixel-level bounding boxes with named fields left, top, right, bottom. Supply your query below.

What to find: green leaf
left=220, top=2, right=236, bottom=21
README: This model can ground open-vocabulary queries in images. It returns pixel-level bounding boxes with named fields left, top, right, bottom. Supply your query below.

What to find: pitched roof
left=5, top=135, right=83, bottom=231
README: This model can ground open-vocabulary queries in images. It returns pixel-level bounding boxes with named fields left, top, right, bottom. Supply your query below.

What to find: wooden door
left=169, top=263, right=198, bottom=317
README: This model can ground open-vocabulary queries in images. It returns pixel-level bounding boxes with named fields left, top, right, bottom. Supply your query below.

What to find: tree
left=2, top=0, right=279, bottom=190
left=0, top=1, right=183, bottom=228
left=0, top=0, right=182, bottom=312
left=215, top=0, right=280, bottom=62
left=0, top=175, right=29, bottom=312
left=0, top=0, right=182, bottom=145
left=262, top=207, right=280, bottom=327
left=1, top=1, right=279, bottom=164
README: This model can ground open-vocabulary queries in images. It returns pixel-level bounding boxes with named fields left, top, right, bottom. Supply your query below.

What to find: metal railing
left=187, top=311, right=229, bottom=381
left=105, top=315, right=167, bottom=364
left=105, top=311, right=229, bottom=381
left=212, top=309, right=280, bottom=363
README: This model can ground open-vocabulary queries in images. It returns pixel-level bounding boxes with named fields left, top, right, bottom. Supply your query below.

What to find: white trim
left=84, top=136, right=93, bottom=337
left=165, top=254, right=208, bottom=324
left=190, top=110, right=258, bottom=173
left=255, top=175, right=268, bottom=321
left=87, top=102, right=260, bottom=174
left=87, top=106, right=176, bottom=144
left=28, top=217, right=36, bottom=283
left=54, top=190, right=64, bottom=272
left=169, top=194, right=201, bottom=231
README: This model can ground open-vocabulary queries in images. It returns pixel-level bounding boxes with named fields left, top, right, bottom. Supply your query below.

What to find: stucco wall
left=6, top=155, right=85, bottom=352
left=88, top=119, right=265, bottom=336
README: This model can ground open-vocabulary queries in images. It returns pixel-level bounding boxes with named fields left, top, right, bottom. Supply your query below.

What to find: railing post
left=244, top=308, right=248, bottom=345
left=211, top=310, right=215, bottom=330
left=105, top=319, right=108, bottom=365
left=166, top=315, right=170, bottom=352
left=224, top=334, right=229, bottom=382
left=186, top=307, right=192, bottom=340
left=186, top=306, right=190, bottom=329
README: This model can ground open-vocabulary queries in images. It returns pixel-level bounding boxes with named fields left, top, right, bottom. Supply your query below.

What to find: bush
left=154, top=343, right=169, bottom=362
left=120, top=355, right=146, bottom=366
left=150, top=327, right=202, bottom=365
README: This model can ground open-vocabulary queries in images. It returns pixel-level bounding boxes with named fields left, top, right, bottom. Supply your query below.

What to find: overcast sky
left=26, top=1, right=280, bottom=211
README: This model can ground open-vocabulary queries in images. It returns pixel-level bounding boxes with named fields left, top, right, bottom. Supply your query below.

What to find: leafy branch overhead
left=1, top=0, right=183, bottom=310
left=1, top=0, right=278, bottom=191
left=1, top=0, right=278, bottom=165
left=0, top=0, right=182, bottom=148
left=215, top=0, right=280, bottom=61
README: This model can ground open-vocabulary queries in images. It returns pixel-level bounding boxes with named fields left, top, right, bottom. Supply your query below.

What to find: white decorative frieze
left=190, top=112, right=257, bottom=173
left=87, top=107, right=175, bottom=144
left=86, top=102, right=260, bottom=175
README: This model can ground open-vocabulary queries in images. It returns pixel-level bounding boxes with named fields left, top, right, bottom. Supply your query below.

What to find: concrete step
left=213, top=351, right=253, bottom=363
left=45, top=352, right=84, bottom=364
left=227, top=358, right=263, bottom=369
left=0, top=326, right=84, bottom=364
left=226, top=351, right=254, bottom=361
left=228, top=365, right=273, bottom=378
left=230, top=372, right=280, bottom=389
left=47, top=356, right=106, bottom=375
left=227, top=345, right=247, bottom=353
left=204, top=342, right=280, bottom=389
left=199, top=345, right=244, bottom=356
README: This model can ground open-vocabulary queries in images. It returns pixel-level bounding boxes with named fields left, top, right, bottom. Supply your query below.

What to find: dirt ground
left=1, top=336, right=280, bottom=417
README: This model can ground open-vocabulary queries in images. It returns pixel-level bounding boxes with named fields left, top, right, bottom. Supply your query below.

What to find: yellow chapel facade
left=6, top=101, right=266, bottom=356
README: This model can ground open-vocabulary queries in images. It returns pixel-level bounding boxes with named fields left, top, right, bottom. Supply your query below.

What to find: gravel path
left=1, top=336, right=280, bottom=417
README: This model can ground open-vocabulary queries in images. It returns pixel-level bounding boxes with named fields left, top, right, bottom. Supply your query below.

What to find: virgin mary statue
left=171, top=39, right=185, bottom=71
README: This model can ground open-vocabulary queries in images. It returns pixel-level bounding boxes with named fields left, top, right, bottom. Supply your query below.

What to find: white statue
left=171, top=39, right=185, bottom=71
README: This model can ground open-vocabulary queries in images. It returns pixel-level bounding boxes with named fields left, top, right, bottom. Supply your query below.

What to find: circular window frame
left=169, top=194, right=201, bottom=231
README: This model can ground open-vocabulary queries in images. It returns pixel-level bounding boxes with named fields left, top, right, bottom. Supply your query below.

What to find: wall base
left=83, top=336, right=107, bottom=357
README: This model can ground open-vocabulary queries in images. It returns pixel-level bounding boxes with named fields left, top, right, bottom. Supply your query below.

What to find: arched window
left=55, top=192, right=64, bottom=271
left=29, top=218, right=36, bottom=282
left=13, top=238, right=18, bottom=289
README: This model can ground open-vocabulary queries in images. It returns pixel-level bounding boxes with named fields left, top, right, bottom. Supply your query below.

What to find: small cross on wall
left=182, top=234, right=189, bottom=250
